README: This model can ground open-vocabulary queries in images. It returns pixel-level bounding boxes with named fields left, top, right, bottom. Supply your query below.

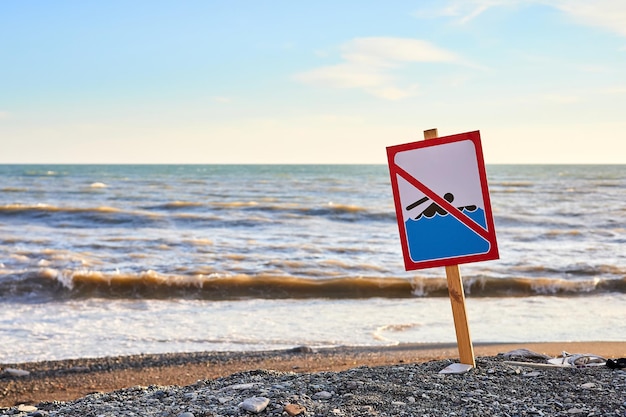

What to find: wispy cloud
left=295, top=37, right=461, bottom=100
left=551, top=0, right=626, bottom=37
left=340, top=37, right=458, bottom=65
left=413, top=0, right=524, bottom=24
left=416, top=0, right=626, bottom=37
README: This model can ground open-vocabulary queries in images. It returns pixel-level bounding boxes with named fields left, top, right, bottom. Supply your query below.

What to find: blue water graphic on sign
left=405, top=207, right=490, bottom=262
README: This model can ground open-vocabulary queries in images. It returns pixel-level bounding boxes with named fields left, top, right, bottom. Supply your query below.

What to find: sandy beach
left=2, top=341, right=625, bottom=411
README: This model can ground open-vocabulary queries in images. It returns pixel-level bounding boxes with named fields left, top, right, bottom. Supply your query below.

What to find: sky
left=1, top=1, right=626, bottom=164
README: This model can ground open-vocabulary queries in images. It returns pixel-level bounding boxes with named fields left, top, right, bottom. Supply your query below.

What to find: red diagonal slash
left=390, top=163, right=492, bottom=242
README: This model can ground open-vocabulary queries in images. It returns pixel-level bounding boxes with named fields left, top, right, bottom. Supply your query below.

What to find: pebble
left=223, top=382, right=255, bottom=390
left=284, top=403, right=306, bottom=416
left=312, top=390, right=333, bottom=400
left=3, top=368, right=30, bottom=377
left=16, top=405, right=37, bottom=412
left=239, top=396, right=270, bottom=413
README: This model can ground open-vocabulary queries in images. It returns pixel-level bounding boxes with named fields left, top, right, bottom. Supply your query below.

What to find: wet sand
left=1, top=341, right=625, bottom=408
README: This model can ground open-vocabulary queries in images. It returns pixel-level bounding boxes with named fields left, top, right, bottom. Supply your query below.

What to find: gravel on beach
left=2, top=352, right=626, bottom=417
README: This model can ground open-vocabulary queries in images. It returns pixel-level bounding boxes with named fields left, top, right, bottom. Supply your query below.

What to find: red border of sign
left=387, top=130, right=499, bottom=271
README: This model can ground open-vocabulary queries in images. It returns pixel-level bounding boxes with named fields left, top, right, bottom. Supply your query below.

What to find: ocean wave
left=490, top=181, right=534, bottom=188
left=372, top=322, right=422, bottom=342
left=0, top=203, right=164, bottom=227
left=1, top=187, right=27, bottom=192
left=2, top=270, right=625, bottom=302
left=299, top=204, right=394, bottom=222
left=136, top=200, right=393, bottom=223
left=510, top=264, right=626, bottom=277
left=251, top=202, right=393, bottom=222
left=493, top=214, right=582, bottom=230
left=22, top=169, right=64, bottom=177
left=150, top=201, right=205, bottom=210
left=170, top=212, right=271, bottom=227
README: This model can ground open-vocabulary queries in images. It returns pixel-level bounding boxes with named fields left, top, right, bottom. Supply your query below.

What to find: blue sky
left=1, top=1, right=625, bottom=163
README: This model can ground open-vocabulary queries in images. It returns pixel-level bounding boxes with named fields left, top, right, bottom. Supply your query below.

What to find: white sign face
left=387, top=131, right=499, bottom=270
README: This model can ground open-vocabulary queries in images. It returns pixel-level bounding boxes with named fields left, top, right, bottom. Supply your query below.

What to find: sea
left=1, top=164, right=624, bottom=363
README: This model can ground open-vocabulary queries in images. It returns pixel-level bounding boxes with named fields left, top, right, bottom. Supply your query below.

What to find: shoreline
left=2, top=341, right=625, bottom=408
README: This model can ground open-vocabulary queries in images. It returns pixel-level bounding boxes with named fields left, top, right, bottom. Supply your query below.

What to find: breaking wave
left=2, top=269, right=625, bottom=301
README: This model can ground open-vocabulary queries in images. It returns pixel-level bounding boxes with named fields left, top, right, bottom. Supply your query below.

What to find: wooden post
left=423, top=128, right=476, bottom=367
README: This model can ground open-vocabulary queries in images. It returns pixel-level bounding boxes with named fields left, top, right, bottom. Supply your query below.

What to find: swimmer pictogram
left=406, top=192, right=477, bottom=219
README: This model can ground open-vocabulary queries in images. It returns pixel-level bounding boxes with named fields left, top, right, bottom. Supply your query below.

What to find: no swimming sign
left=387, top=130, right=499, bottom=271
